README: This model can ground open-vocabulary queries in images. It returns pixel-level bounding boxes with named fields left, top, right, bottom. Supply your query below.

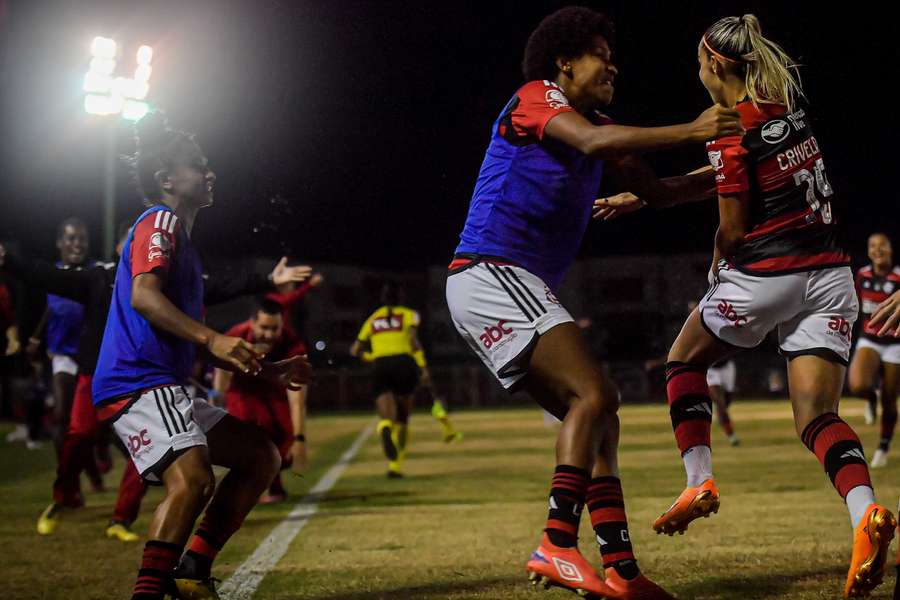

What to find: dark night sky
left=1, top=1, right=898, bottom=268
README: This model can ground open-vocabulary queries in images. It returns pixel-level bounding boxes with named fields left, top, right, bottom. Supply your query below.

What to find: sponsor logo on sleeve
left=545, top=88, right=570, bottom=110
left=761, top=119, right=791, bottom=144
left=148, top=231, right=172, bottom=262
left=707, top=150, right=724, bottom=171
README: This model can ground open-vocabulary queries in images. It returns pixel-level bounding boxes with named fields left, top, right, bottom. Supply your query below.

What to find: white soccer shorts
left=446, top=262, right=574, bottom=389
left=110, top=385, right=227, bottom=484
left=854, top=337, right=900, bottom=365
left=51, top=354, right=79, bottom=376
left=699, top=264, right=857, bottom=364
left=706, top=360, right=736, bottom=392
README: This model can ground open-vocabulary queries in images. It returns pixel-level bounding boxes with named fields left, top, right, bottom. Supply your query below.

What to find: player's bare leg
left=709, top=385, right=738, bottom=446
left=175, top=414, right=280, bottom=598
left=789, top=356, right=894, bottom=597
left=523, top=323, right=671, bottom=598
left=374, top=390, right=401, bottom=476
left=849, top=346, right=881, bottom=426
left=655, top=308, right=731, bottom=535
left=872, top=364, right=900, bottom=468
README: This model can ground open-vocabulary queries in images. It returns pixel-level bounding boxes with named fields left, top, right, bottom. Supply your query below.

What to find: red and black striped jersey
left=856, top=265, right=900, bottom=343
left=706, top=100, right=849, bottom=275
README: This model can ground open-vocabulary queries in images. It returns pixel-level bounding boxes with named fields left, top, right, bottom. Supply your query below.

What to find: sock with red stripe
left=587, top=476, right=639, bottom=580
left=801, top=412, right=874, bottom=527
left=666, top=362, right=713, bottom=486
left=544, top=465, right=588, bottom=548
left=131, top=540, right=181, bottom=600
left=879, top=407, right=897, bottom=452
left=181, top=509, right=246, bottom=579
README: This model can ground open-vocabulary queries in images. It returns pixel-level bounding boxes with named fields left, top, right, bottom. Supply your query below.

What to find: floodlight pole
left=102, top=120, right=117, bottom=261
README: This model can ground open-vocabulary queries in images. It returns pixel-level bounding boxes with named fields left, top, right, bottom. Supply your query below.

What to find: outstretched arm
left=545, top=105, right=742, bottom=159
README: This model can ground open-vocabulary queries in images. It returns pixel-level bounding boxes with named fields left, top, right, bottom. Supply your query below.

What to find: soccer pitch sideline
left=2, top=400, right=898, bottom=599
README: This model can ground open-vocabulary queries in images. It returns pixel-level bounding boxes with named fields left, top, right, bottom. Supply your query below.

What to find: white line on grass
left=219, top=422, right=374, bottom=600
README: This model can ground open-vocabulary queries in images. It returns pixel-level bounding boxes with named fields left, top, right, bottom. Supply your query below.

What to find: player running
left=848, top=233, right=900, bottom=467
left=612, top=14, right=894, bottom=598
left=350, top=281, right=425, bottom=478
left=213, top=297, right=309, bottom=503
left=92, top=112, right=310, bottom=600
left=446, top=6, right=743, bottom=598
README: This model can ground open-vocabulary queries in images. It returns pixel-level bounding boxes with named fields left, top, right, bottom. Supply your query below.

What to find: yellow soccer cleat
left=105, top=521, right=139, bottom=542
left=36, top=503, right=61, bottom=536
left=844, top=503, right=895, bottom=598
left=387, top=460, right=403, bottom=479
left=174, top=577, right=221, bottom=600
left=653, top=479, right=719, bottom=536
left=443, top=430, right=463, bottom=444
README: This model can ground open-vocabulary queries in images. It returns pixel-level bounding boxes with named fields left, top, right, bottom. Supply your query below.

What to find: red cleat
left=604, top=567, right=676, bottom=600
left=525, top=533, right=620, bottom=599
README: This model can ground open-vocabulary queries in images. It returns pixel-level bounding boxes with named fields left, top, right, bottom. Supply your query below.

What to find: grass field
left=2, top=399, right=899, bottom=599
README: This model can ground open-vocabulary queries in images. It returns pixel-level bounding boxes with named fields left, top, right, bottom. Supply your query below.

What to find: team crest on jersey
left=148, top=232, right=172, bottom=262
left=707, top=150, right=724, bottom=171
left=885, top=282, right=895, bottom=294
left=761, top=120, right=791, bottom=144
left=545, top=88, right=570, bottom=110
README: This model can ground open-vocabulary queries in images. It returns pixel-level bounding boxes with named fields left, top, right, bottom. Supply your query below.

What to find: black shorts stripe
left=495, top=266, right=542, bottom=317
left=166, top=387, right=189, bottom=432
left=159, top=388, right=182, bottom=434
left=503, top=267, right=548, bottom=315
left=485, top=263, right=535, bottom=321
left=152, top=390, right=174, bottom=437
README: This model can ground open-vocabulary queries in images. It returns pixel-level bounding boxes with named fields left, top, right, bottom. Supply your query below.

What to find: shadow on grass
left=295, top=575, right=525, bottom=599
left=673, top=565, right=847, bottom=599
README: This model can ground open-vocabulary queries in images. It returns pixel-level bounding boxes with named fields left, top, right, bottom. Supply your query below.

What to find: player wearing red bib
left=213, top=298, right=308, bottom=503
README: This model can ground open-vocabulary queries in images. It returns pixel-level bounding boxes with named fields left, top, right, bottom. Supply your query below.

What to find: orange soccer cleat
left=844, top=503, right=896, bottom=598
left=603, top=567, right=676, bottom=600
left=652, top=479, right=719, bottom=536
left=526, top=533, right=620, bottom=599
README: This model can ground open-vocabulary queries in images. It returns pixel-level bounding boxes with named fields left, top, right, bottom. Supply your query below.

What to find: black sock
left=176, top=550, right=212, bottom=580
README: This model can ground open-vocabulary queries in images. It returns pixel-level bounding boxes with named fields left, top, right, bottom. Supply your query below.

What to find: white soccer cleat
left=871, top=449, right=888, bottom=469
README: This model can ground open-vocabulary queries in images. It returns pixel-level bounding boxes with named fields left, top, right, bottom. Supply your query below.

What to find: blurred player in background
left=863, top=262, right=900, bottom=599
left=447, top=6, right=742, bottom=598
left=214, top=297, right=309, bottom=503
left=847, top=233, right=900, bottom=467
left=705, top=359, right=739, bottom=446
left=92, top=112, right=310, bottom=600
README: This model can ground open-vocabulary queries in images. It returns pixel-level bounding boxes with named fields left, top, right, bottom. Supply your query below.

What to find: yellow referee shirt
left=356, top=305, right=420, bottom=359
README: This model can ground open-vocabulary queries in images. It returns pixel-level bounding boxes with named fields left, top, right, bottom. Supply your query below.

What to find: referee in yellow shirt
left=350, top=282, right=460, bottom=477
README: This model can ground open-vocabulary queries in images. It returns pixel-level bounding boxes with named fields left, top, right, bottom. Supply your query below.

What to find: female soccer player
left=446, top=6, right=743, bottom=598
left=92, top=112, right=310, bottom=600
left=350, top=281, right=424, bottom=478
left=848, top=233, right=900, bottom=467
left=634, top=15, right=894, bottom=598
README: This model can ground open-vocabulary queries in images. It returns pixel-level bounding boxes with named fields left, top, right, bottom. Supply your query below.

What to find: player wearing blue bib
left=93, top=112, right=311, bottom=600
left=445, top=7, right=743, bottom=599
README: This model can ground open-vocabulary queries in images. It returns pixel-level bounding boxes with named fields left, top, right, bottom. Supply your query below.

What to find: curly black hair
left=522, top=7, right=615, bottom=82
left=126, top=111, right=203, bottom=206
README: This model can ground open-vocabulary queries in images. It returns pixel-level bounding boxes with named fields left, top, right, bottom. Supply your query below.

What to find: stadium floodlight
left=83, top=38, right=153, bottom=118
left=83, top=37, right=154, bottom=260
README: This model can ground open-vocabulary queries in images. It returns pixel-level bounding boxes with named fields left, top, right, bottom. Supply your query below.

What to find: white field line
left=219, top=422, right=374, bottom=600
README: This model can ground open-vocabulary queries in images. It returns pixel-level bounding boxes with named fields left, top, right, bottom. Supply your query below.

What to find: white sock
left=683, top=445, right=713, bottom=487
left=846, top=485, right=875, bottom=529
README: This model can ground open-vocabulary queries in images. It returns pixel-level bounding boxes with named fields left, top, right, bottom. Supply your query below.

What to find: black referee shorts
left=373, top=354, right=420, bottom=396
